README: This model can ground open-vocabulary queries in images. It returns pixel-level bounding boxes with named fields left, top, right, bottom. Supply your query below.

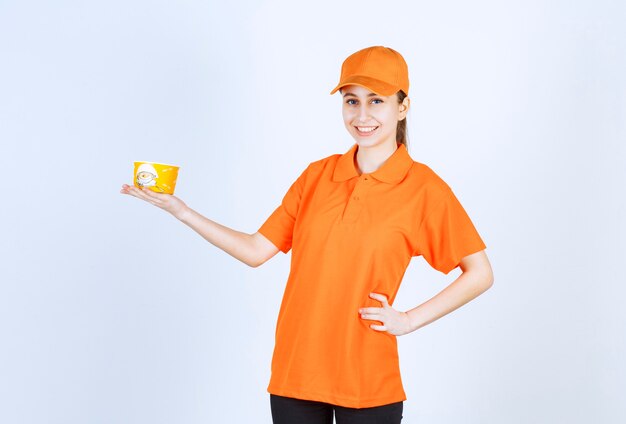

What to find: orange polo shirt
left=257, top=142, right=486, bottom=408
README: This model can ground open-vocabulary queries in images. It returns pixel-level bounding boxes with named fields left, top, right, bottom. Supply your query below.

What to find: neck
left=354, top=141, right=399, bottom=175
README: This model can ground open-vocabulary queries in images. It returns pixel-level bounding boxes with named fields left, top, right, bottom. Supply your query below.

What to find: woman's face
left=341, top=84, right=409, bottom=149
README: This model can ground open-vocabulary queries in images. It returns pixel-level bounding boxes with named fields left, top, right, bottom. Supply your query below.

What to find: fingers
left=360, top=305, right=384, bottom=328
left=369, top=292, right=389, bottom=307
left=121, top=184, right=164, bottom=206
left=369, top=324, right=387, bottom=332
left=139, top=187, right=164, bottom=201
left=360, top=293, right=393, bottom=333
left=360, top=312, right=378, bottom=320
left=138, top=188, right=165, bottom=206
left=362, top=314, right=385, bottom=328
left=359, top=293, right=389, bottom=320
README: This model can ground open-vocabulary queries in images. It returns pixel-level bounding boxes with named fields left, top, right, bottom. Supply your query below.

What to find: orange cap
left=330, top=46, right=409, bottom=96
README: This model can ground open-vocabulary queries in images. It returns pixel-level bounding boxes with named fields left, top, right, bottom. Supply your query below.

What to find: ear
left=398, top=97, right=410, bottom=120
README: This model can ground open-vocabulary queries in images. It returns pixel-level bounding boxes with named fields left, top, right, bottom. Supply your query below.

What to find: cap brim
left=329, top=75, right=399, bottom=96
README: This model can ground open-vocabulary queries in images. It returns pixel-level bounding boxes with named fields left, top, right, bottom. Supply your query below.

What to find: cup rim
left=134, top=161, right=179, bottom=168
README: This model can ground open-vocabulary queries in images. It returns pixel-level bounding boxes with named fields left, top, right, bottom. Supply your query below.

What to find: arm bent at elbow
left=176, top=208, right=280, bottom=268
left=406, top=249, right=494, bottom=333
left=120, top=184, right=281, bottom=267
left=458, top=249, right=494, bottom=293
left=248, top=232, right=281, bottom=267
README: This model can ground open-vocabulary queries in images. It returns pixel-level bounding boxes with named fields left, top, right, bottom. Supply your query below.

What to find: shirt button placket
left=342, top=175, right=372, bottom=223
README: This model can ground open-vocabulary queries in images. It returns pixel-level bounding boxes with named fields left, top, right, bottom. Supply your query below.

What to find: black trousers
left=270, top=394, right=403, bottom=424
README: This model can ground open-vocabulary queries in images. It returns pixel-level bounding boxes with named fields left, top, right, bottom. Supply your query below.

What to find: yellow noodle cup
left=133, top=161, right=180, bottom=195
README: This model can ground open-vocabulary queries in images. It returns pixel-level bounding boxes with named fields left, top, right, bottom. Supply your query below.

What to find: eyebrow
left=342, top=92, right=379, bottom=98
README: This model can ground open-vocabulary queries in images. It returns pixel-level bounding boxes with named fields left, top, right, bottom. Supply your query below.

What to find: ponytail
left=396, top=90, right=408, bottom=149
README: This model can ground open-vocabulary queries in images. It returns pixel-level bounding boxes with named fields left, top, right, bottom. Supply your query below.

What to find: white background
left=1, top=1, right=624, bottom=423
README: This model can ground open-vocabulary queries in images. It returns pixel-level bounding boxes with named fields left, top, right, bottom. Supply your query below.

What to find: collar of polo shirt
left=332, top=143, right=414, bottom=184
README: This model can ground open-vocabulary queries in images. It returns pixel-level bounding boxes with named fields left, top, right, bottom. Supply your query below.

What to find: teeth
left=357, top=127, right=377, bottom=132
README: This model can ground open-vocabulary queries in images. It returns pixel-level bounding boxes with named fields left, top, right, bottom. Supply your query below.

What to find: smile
left=355, top=126, right=379, bottom=136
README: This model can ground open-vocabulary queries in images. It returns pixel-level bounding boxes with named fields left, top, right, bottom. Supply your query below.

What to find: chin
left=353, top=136, right=386, bottom=147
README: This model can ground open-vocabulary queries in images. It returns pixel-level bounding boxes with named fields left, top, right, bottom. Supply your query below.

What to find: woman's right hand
left=120, top=184, right=189, bottom=219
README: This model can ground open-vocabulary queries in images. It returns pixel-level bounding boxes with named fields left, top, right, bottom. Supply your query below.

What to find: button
left=353, top=196, right=359, bottom=200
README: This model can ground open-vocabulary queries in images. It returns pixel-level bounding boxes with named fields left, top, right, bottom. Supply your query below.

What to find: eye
left=345, top=99, right=358, bottom=105
left=371, top=98, right=383, bottom=104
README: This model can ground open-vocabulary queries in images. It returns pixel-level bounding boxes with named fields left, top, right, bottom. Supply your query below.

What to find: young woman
left=120, top=45, right=494, bottom=424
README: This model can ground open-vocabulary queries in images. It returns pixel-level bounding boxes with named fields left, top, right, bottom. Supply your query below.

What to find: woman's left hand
left=359, top=293, right=413, bottom=336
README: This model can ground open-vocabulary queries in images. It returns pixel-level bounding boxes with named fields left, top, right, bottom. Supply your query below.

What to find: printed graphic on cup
left=133, top=161, right=180, bottom=195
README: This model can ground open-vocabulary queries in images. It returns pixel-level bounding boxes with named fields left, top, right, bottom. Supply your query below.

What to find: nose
left=358, top=103, right=370, bottom=122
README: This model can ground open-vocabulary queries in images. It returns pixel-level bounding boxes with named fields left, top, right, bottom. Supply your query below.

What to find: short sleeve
left=257, top=164, right=309, bottom=254
left=413, top=186, right=486, bottom=274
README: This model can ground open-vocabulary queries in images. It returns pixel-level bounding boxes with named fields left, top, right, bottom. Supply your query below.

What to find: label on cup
left=133, top=161, right=179, bottom=195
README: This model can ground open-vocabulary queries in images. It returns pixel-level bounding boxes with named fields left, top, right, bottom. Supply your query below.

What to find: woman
left=120, top=45, right=494, bottom=424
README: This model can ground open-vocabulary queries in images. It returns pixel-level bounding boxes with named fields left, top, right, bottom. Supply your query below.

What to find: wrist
left=174, top=205, right=193, bottom=223
left=405, top=308, right=424, bottom=333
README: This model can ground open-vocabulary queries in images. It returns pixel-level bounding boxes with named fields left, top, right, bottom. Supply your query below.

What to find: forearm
left=406, top=269, right=492, bottom=333
left=175, top=206, right=257, bottom=267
